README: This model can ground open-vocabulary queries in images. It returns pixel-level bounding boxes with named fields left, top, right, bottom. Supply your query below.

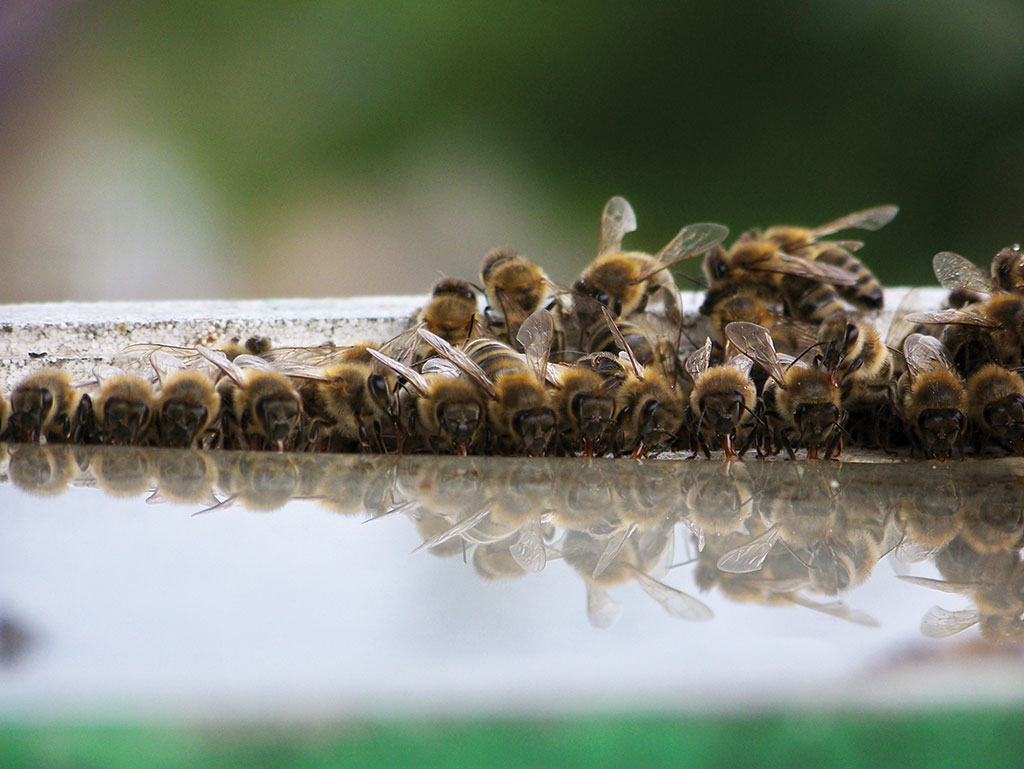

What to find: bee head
left=917, top=407, right=964, bottom=459
left=10, top=386, right=54, bottom=441
left=159, top=399, right=209, bottom=448
left=793, top=401, right=840, bottom=451
left=102, top=397, right=151, bottom=445
left=436, top=400, right=483, bottom=449
left=512, top=407, right=556, bottom=456
left=571, top=392, right=616, bottom=441
left=256, top=395, right=300, bottom=444
left=983, top=393, right=1024, bottom=450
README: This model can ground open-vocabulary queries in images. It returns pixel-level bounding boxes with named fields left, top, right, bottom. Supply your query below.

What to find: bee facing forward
left=895, top=333, right=966, bottom=459
left=726, top=322, right=843, bottom=459
left=197, top=349, right=305, bottom=452
left=573, top=196, right=728, bottom=325
left=78, top=366, right=156, bottom=446
left=965, top=364, right=1024, bottom=455
left=7, top=369, right=82, bottom=443
left=684, top=338, right=757, bottom=458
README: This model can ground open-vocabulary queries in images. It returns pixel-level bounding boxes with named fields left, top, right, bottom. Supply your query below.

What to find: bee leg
left=780, top=431, right=797, bottom=460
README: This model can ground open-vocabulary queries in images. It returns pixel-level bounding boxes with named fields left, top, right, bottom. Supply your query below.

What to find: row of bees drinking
left=3, top=196, right=1024, bottom=458
left=5, top=444, right=1022, bottom=640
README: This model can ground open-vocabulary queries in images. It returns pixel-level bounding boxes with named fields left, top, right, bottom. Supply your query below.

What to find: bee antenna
left=676, top=272, right=708, bottom=289
left=779, top=540, right=812, bottom=569
left=789, top=341, right=828, bottom=368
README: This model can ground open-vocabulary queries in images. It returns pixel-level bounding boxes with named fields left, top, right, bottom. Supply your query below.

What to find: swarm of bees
left=4, top=196, right=1024, bottom=460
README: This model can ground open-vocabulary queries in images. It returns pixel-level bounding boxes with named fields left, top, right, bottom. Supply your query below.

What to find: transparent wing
left=932, top=251, right=995, bottom=294
left=149, top=350, right=188, bottom=386
left=894, top=537, right=945, bottom=565
left=586, top=584, right=623, bottom=629
left=421, top=357, right=463, bottom=378
left=601, top=306, right=642, bottom=377
left=897, top=575, right=979, bottom=595
left=826, top=239, right=865, bottom=252
left=904, top=308, right=999, bottom=328
left=885, top=289, right=928, bottom=350
left=920, top=606, right=980, bottom=638
left=598, top=196, right=638, bottom=256
left=411, top=504, right=491, bottom=554
left=724, top=323, right=786, bottom=386
left=509, top=517, right=547, bottom=574
left=93, top=363, right=129, bottom=383
left=644, top=222, right=731, bottom=272
left=516, top=308, right=554, bottom=382
left=724, top=351, right=755, bottom=376
left=195, top=346, right=247, bottom=386
left=786, top=594, right=880, bottom=627
left=716, top=524, right=781, bottom=573
left=417, top=328, right=497, bottom=397
left=684, top=338, right=713, bottom=381
left=366, top=348, right=430, bottom=395
left=679, top=516, right=706, bottom=552
left=810, top=204, right=899, bottom=238
left=380, top=323, right=426, bottom=367
left=592, top=523, right=638, bottom=579
left=630, top=567, right=714, bottom=621
left=903, top=334, right=955, bottom=381
left=747, top=253, right=860, bottom=286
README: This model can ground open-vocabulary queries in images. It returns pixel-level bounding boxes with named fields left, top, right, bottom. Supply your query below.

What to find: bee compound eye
left=844, top=322, right=859, bottom=347
left=368, top=373, right=390, bottom=404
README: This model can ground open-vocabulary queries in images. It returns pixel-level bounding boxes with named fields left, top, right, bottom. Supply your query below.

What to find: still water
left=1, top=445, right=1023, bottom=720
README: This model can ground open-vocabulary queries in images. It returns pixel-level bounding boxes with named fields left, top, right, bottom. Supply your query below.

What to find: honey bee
left=579, top=310, right=681, bottom=379
left=210, top=451, right=300, bottom=512
left=965, top=364, right=1024, bottom=455
left=817, top=310, right=895, bottom=417
left=196, top=349, right=305, bottom=452
left=906, top=251, right=1024, bottom=375
left=151, top=449, right=219, bottom=506
left=683, top=461, right=756, bottom=549
left=77, top=366, right=156, bottom=446
left=684, top=338, right=757, bottom=458
left=700, top=285, right=816, bottom=356
left=573, top=196, right=728, bottom=325
left=367, top=348, right=489, bottom=455
left=479, top=248, right=553, bottom=343
left=6, top=370, right=82, bottom=444
left=595, top=309, right=687, bottom=457
left=414, top=277, right=480, bottom=357
left=990, top=243, right=1024, bottom=294
left=725, top=322, right=843, bottom=459
left=894, top=333, right=966, bottom=459
left=418, top=311, right=557, bottom=456
left=143, top=351, right=221, bottom=449
left=264, top=332, right=421, bottom=454
left=705, top=206, right=895, bottom=322
left=545, top=361, right=619, bottom=456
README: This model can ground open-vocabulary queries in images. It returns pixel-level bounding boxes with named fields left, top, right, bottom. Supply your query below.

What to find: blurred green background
left=1, top=0, right=1022, bottom=302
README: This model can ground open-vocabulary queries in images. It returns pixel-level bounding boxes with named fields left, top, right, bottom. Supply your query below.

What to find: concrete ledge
left=0, top=288, right=934, bottom=391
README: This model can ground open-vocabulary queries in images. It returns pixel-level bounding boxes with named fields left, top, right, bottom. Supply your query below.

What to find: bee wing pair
left=597, top=195, right=729, bottom=281
left=904, top=252, right=1002, bottom=328
left=683, top=337, right=755, bottom=381
left=901, top=334, right=958, bottom=383
left=724, top=322, right=792, bottom=386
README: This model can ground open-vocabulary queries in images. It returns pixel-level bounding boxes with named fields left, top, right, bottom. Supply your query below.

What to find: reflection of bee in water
left=891, top=469, right=964, bottom=563
left=150, top=449, right=219, bottom=505
left=197, top=348, right=305, bottom=452
left=313, top=455, right=398, bottom=517
left=90, top=446, right=153, bottom=497
left=684, top=338, right=757, bottom=458
left=562, top=529, right=713, bottom=629
left=726, top=322, right=842, bottom=459
left=7, top=370, right=82, bottom=444
left=907, top=252, right=1024, bottom=375
left=480, top=248, right=553, bottom=344
left=573, top=196, right=728, bottom=325
left=79, top=367, right=156, bottom=446
left=683, top=461, right=755, bottom=549
left=211, top=451, right=300, bottom=512
left=901, top=554, right=1024, bottom=642
left=894, top=334, right=966, bottom=459
left=957, top=480, right=1024, bottom=555
left=414, top=277, right=480, bottom=357
left=369, top=348, right=489, bottom=455
left=7, top=444, right=79, bottom=496
left=965, top=364, right=1024, bottom=455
